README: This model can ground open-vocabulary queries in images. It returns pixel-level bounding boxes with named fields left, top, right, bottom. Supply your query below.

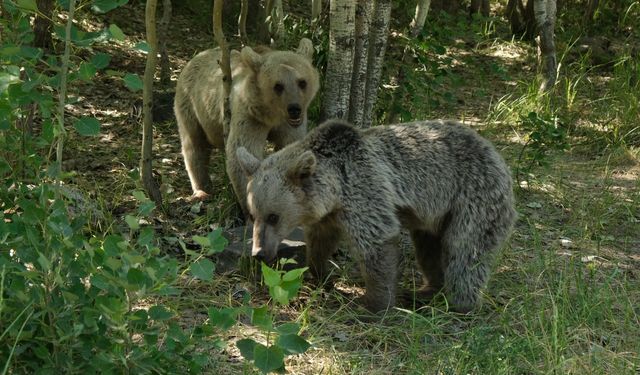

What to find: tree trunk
left=312, top=0, right=322, bottom=21
left=361, top=0, right=391, bottom=128
left=158, top=0, right=172, bottom=86
left=34, top=0, right=54, bottom=51
left=239, top=0, right=248, bottom=45
left=410, top=0, right=430, bottom=38
left=320, top=0, right=356, bottom=121
left=141, top=0, right=163, bottom=205
left=470, top=0, right=490, bottom=17
left=347, top=0, right=373, bottom=127
left=213, top=0, right=232, bottom=137
left=534, top=0, right=557, bottom=92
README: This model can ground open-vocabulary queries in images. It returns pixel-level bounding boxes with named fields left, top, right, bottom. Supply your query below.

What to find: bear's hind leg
left=176, top=109, right=213, bottom=199
left=411, top=230, right=445, bottom=293
left=359, top=237, right=401, bottom=312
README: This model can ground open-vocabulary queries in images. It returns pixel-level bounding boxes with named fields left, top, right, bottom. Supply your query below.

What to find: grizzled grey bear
left=236, top=119, right=516, bottom=313
left=174, top=38, right=319, bottom=211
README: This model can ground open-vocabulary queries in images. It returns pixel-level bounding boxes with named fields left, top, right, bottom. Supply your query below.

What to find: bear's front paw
left=189, top=190, right=211, bottom=202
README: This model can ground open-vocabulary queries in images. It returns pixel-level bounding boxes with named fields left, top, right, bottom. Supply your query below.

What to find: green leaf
left=124, top=215, right=140, bottom=230
left=78, top=62, right=97, bottom=81
left=73, top=117, right=100, bottom=136
left=261, top=262, right=281, bottom=288
left=280, top=279, right=302, bottom=299
left=127, top=268, right=147, bottom=288
left=208, top=307, right=236, bottom=330
left=133, top=41, right=150, bottom=53
left=254, top=344, right=284, bottom=374
left=271, top=285, right=289, bottom=305
left=17, top=0, right=38, bottom=12
left=192, top=235, right=210, bottom=249
left=275, top=322, right=300, bottom=336
left=148, top=305, right=173, bottom=321
left=275, top=334, right=311, bottom=355
left=91, top=52, right=111, bottom=69
left=190, top=258, right=215, bottom=281
left=282, top=267, right=308, bottom=282
left=207, top=228, right=228, bottom=254
left=108, top=24, right=126, bottom=41
left=236, top=338, right=257, bottom=361
left=92, top=0, right=128, bottom=14
left=251, top=306, right=272, bottom=331
left=123, top=73, right=143, bottom=91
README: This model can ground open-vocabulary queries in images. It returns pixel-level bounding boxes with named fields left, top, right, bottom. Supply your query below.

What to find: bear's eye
left=273, top=83, right=284, bottom=95
left=298, top=79, right=307, bottom=90
left=266, top=214, right=279, bottom=226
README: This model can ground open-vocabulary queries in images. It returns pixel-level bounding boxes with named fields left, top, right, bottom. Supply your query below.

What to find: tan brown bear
left=236, top=119, right=516, bottom=313
left=174, top=39, right=319, bottom=212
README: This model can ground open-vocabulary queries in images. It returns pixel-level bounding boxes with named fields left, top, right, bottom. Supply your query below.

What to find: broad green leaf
left=271, top=285, right=289, bottom=305
left=108, top=24, right=125, bottom=41
left=282, top=267, right=308, bottom=282
left=208, top=307, right=236, bottom=330
left=132, top=190, right=147, bottom=201
left=254, top=344, right=284, bottom=374
left=207, top=228, right=228, bottom=254
left=133, top=41, right=150, bottom=53
left=92, top=0, right=128, bottom=14
left=137, top=227, right=154, bottom=247
left=192, top=235, right=210, bottom=248
left=148, top=305, right=173, bottom=321
left=261, top=262, right=281, bottom=288
left=251, top=305, right=272, bottom=331
left=236, top=338, right=257, bottom=361
left=124, top=215, right=140, bottom=230
left=73, top=117, right=100, bottom=136
left=275, top=334, right=311, bottom=354
left=91, top=52, right=111, bottom=69
left=126, top=268, right=146, bottom=288
left=123, top=73, right=143, bottom=91
left=78, top=62, right=97, bottom=81
left=275, top=322, right=300, bottom=336
left=17, top=0, right=38, bottom=12
left=190, top=258, right=215, bottom=281
left=280, top=279, right=302, bottom=299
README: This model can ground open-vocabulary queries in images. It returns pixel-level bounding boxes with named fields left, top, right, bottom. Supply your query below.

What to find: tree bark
left=534, top=0, right=557, bottom=92
left=34, top=0, right=54, bottom=51
left=320, top=0, right=356, bottom=121
left=312, top=0, right=323, bottom=21
left=141, top=0, right=163, bottom=205
left=470, top=0, right=490, bottom=17
left=347, top=0, right=373, bottom=127
left=213, top=0, right=232, bottom=138
left=158, top=0, right=172, bottom=86
left=410, top=0, right=431, bottom=38
left=361, top=0, right=391, bottom=128
left=239, top=0, right=248, bottom=45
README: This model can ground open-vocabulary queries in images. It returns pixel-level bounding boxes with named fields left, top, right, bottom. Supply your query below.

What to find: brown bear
left=174, top=39, right=319, bottom=212
left=236, top=119, right=517, bottom=313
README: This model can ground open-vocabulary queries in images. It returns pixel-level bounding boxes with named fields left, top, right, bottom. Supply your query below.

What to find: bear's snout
left=252, top=247, right=275, bottom=264
left=287, top=104, right=303, bottom=127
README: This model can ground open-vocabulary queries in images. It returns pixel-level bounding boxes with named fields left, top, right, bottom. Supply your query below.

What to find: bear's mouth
left=287, top=117, right=303, bottom=127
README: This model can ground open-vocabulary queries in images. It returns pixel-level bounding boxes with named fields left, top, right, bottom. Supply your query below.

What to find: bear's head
left=236, top=146, right=320, bottom=264
left=240, top=38, right=319, bottom=128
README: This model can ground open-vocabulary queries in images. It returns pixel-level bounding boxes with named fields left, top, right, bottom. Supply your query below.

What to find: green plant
left=515, top=111, right=568, bottom=182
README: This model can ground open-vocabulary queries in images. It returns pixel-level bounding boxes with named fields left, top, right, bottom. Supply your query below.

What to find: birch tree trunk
left=409, top=0, right=431, bottom=38
left=320, top=0, right=356, bottom=121
left=158, top=0, right=172, bottom=86
left=312, top=0, right=323, bottom=22
left=347, top=0, right=374, bottom=126
left=141, top=0, right=162, bottom=204
left=361, top=0, right=391, bottom=128
left=534, top=0, right=557, bottom=92
left=213, top=0, right=232, bottom=136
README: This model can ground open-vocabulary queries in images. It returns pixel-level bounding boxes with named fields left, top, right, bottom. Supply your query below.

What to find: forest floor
left=64, top=2, right=639, bottom=374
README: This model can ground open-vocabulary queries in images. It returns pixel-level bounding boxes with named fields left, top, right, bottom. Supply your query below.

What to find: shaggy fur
left=174, top=39, right=319, bottom=210
left=237, top=119, right=517, bottom=313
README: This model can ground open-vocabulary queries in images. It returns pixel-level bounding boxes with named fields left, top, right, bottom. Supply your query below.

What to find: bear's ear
left=296, top=38, right=314, bottom=61
left=236, top=147, right=260, bottom=176
left=240, top=46, right=263, bottom=72
left=287, top=151, right=316, bottom=183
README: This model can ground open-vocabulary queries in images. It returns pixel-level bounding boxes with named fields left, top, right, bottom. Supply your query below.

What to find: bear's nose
left=287, top=104, right=302, bottom=119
